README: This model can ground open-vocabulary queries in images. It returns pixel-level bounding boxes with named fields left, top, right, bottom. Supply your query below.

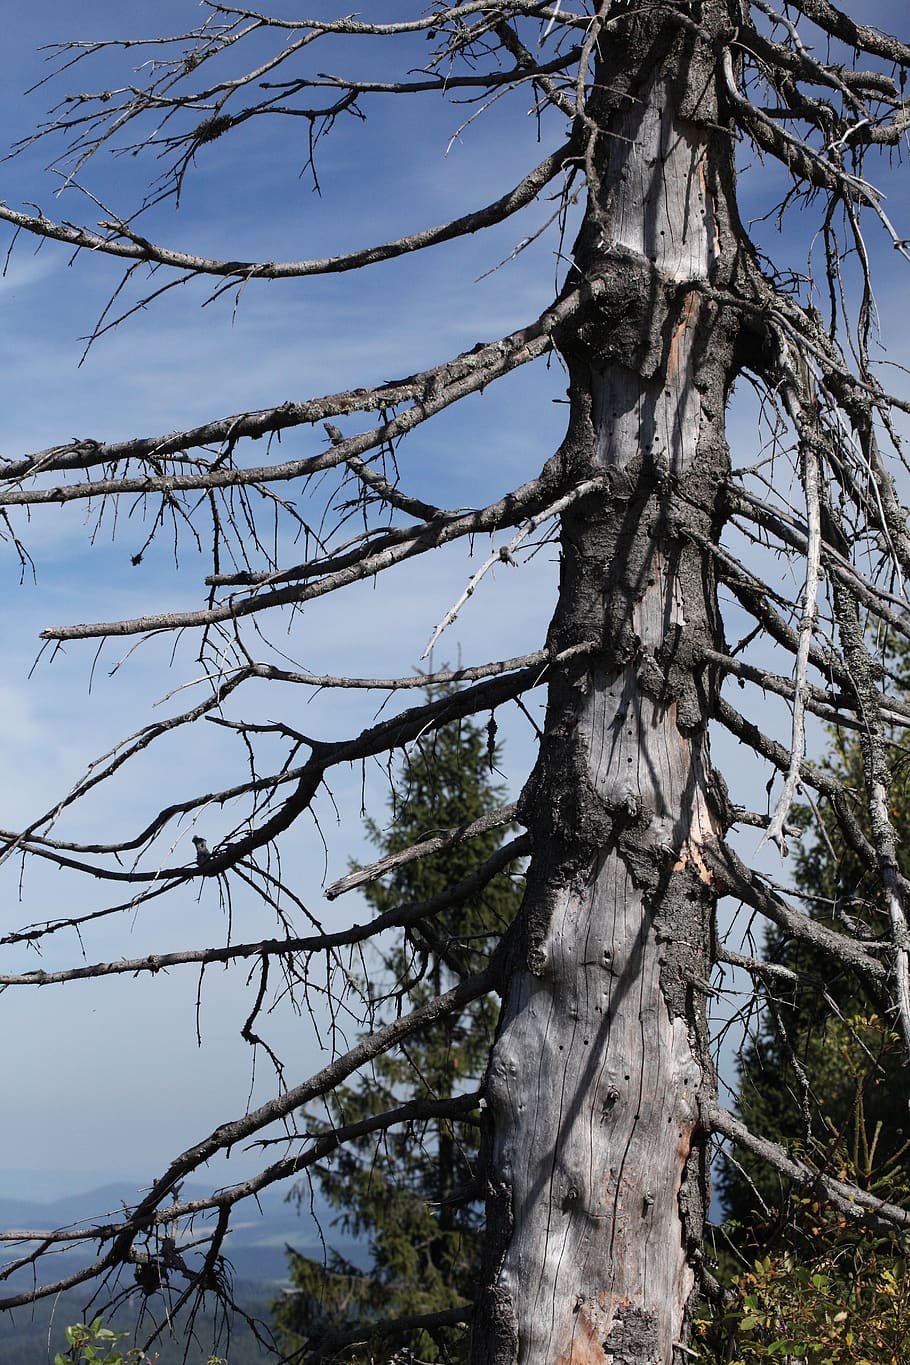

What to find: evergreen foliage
left=721, top=662, right=910, bottom=1245
left=712, top=656, right=910, bottom=1361
left=274, top=697, right=523, bottom=1364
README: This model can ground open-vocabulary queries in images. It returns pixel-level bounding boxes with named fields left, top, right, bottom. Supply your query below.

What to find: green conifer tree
left=274, top=697, right=523, bottom=1364
left=721, top=681, right=910, bottom=1246
left=706, top=658, right=910, bottom=1362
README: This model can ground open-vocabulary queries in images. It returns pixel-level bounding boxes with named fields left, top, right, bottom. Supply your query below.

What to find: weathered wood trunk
left=475, top=9, right=743, bottom=1362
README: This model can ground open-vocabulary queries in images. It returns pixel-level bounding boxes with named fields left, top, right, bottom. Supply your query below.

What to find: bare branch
left=761, top=352, right=823, bottom=855
left=0, top=139, right=575, bottom=283
left=326, top=802, right=520, bottom=902
left=0, top=969, right=494, bottom=1308
left=705, top=1101, right=910, bottom=1235
left=704, top=840, right=887, bottom=989
left=0, top=834, right=529, bottom=987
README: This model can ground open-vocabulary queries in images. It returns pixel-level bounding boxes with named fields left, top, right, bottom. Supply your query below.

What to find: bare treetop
left=1, top=3, right=910, bottom=1361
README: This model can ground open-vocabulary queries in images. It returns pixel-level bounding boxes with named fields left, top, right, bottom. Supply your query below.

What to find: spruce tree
left=722, top=660, right=910, bottom=1246
left=710, top=657, right=910, bottom=1361
left=275, top=698, right=523, bottom=1364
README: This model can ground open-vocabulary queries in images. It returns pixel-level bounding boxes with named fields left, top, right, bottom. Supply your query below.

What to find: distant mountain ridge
left=0, top=1183, right=155, bottom=1235
left=0, top=1177, right=363, bottom=1290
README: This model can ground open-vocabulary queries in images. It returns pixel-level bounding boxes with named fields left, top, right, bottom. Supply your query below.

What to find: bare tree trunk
left=476, top=11, right=741, bottom=1362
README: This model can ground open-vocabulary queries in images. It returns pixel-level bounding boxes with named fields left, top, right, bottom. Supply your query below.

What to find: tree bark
left=476, top=9, right=742, bottom=1362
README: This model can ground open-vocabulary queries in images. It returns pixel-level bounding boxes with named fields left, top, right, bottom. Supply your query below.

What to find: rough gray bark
left=2, top=4, right=910, bottom=1362
left=478, top=11, right=741, bottom=1361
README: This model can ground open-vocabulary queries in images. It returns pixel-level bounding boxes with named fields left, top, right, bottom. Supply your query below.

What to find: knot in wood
left=557, top=249, right=671, bottom=377
left=601, top=1086, right=621, bottom=1118
left=560, top=1181, right=581, bottom=1211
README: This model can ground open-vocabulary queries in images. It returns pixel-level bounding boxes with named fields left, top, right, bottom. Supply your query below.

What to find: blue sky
left=0, top=0, right=907, bottom=1229
left=0, top=3, right=577, bottom=1201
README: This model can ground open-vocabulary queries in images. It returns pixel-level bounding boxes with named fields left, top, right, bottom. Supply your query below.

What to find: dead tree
left=1, top=2, right=910, bottom=1361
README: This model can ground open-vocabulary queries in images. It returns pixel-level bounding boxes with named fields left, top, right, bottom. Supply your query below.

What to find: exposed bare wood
left=1, top=2, right=909, bottom=1360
